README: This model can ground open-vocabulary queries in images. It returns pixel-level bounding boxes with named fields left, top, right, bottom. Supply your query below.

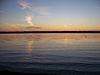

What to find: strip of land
left=0, top=31, right=100, bottom=34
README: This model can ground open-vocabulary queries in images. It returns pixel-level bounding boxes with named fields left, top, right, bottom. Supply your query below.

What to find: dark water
left=0, top=33, right=100, bottom=74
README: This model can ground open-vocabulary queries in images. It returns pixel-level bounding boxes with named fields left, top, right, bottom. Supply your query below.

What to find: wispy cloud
left=18, top=0, right=31, bottom=9
left=17, top=0, right=49, bottom=16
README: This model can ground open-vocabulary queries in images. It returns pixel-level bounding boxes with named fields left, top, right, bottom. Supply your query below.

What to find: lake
left=0, top=33, right=100, bottom=75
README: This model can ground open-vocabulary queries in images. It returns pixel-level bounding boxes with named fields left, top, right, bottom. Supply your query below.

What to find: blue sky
left=0, top=0, right=100, bottom=31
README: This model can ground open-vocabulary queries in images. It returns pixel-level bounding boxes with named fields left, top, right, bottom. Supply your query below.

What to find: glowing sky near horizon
left=0, top=0, right=100, bottom=31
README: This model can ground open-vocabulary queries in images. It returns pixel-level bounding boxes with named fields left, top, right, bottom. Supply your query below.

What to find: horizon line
left=0, top=31, right=100, bottom=34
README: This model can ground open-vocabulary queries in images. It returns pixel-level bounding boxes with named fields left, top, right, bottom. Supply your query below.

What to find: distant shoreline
left=0, top=31, right=100, bottom=34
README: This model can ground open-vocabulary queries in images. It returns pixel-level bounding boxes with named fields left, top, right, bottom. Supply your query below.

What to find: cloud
left=25, top=16, right=34, bottom=26
left=25, top=16, right=41, bottom=29
left=18, top=0, right=35, bottom=27
left=18, top=0, right=31, bottom=9
left=17, top=0, right=49, bottom=16
left=17, top=0, right=48, bottom=29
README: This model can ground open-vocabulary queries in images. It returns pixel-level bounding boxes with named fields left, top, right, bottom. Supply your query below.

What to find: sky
left=0, top=0, right=100, bottom=31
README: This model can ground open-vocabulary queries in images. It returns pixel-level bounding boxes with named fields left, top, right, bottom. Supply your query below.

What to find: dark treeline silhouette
left=0, top=31, right=100, bottom=34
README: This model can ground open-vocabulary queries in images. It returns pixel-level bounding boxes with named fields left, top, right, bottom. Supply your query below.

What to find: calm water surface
left=0, top=33, right=100, bottom=74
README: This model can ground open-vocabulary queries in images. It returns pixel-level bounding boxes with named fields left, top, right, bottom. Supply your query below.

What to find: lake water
left=0, top=33, right=100, bottom=74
